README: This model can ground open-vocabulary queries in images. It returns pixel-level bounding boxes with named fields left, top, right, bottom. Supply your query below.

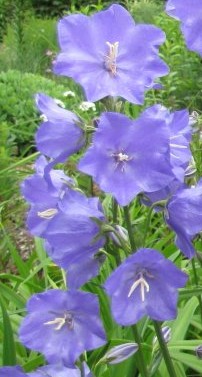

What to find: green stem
left=142, top=200, right=167, bottom=247
left=191, top=259, right=202, bottom=323
left=142, top=206, right=153, bottom=247
left=132, top=325, right=150, bottom=377
left=123, top=206, right=137, bottom=251
left=153, top=321, right=177, bottom=377
left=112, top=198, right=118, bottom=223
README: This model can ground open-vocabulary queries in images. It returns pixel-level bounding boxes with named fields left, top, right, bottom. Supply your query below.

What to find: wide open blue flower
left=35, top=93, right=84, bottom=162
left=54, top=4, right=168, bottom=104
left=78, top=106, right=174, bottom=206
left=19, top=290, right=106, bottom=366
left=105, top=248, right=187, bottom=325
left=166, top=0, right=202, bottom=56
left=166, top=179, right=202, bottom=258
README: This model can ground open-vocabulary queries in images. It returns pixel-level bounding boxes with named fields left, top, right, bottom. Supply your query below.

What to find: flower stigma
left=44, top=312, right=74, bottom=331
left=105, top=41, right=119, bottom=75
left=37, top=208, right=58, bottom=219
left=112, top=151, right=132, bottom=172
left=128, top=271, right=152, bottom=302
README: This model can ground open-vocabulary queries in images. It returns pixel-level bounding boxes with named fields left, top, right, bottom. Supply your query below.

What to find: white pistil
left=105, top=41, right=119, bottom=75
left=37, top=208, right=58, bottom=219
left=128, top=273, right=150, bottom=302
left=44, top=317, right=66, bottom=331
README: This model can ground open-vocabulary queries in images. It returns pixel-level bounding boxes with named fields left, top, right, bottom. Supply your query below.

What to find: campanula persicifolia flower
left=35, top=93, right=84, bottom=162
left=21, top=156, right=73, bottom=237
left=166, top=179, right=202, bottom=258
left=166, top=0, right=202, bottom=56
left=78, top=107, right=174, bottom=206
left=43, top=188, right=106, bottom=288
left=19, top=290, right=106, bottom=366
left=54, top=4, right=168, bottom=104
left=105, top=248, right=188, bottom=325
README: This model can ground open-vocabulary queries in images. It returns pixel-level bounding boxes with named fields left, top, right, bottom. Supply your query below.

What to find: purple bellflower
left=166, top=0, right=202, bottom=56
left=78, top=107, right=175, bottom=206
left=142, top=107, right=191, bottom=206
left=35, top=93, right=84, bottom=162
left=19, top=290, right=106, bottom=366
left=105, top=248, right=188, bottom=325
left=166, top=179, right=202, bottom=259
left=53, top=4, right=168, bottom=104
left=43, top=189, right=106, bottom=288
left=21, top=156, right=73, bottom=237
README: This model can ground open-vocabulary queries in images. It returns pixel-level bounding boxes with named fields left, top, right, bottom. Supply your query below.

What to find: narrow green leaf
left=171, top=352, right=202, bottom=374
left=0, top=298, right=16, bottom=365
left=0, top=281, right=26, bottom=309
left=170, top=296, right=199, bottom=342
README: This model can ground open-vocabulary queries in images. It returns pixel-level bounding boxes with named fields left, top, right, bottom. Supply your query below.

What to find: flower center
left=128, top=270, right=153, bottom=302
left=44, top=312, right=74, bottom=331
left=37, top=208, right=58, bottom=219
left=105, top=41, right=119, bottom=75
left=112, top=151, right=132, bottom=172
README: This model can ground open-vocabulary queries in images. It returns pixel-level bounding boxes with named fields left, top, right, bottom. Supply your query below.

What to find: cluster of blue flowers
left=1, top=1, right=202, bottom=376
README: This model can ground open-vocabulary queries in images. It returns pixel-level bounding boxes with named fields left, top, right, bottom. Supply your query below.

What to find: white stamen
left=128, top=273, right=150, bottom=302
left=44, top=313, right=74, bottom=331
left=105, top=41, right=119, bottom=75
left=117, top=152, right=130, bottom=162
left=37, top=208, right=58, bottom=219
left=170, top=143, right=187, bottom=149
left=44, top=317, right=66, bottom=331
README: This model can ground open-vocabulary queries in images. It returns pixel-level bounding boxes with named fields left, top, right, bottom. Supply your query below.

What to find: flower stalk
left=153, top=321, right=177, bottom=377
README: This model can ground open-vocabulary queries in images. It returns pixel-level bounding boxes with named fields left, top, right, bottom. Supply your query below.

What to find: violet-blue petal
left=166, top=0, right=202, bottom=56
left=21, top=155, right=74, bottom=237
left=28, top=364, right=81, bottom=377
left=105, top=248, right=188, bottom=325
left=166, top=180, right=202, bottom=258
left=0, top=366, right=26, bottom=377
left=19, top=290, right=106, bottom=366
left=78, top=108, right=174, bottom=206
left=54, top=4, right=168, bottom=104
left=45, top=241, right=103, bottom=289
left=44, top=189, right=105, bottom=257
left=35, top=93, right=84, bottom=161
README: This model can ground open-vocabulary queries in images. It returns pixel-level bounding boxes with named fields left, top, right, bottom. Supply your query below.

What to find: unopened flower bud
left=153, top=326, right=171, bottom=346
left=102, top=343, right=138, bottom=365
left=110, top=225, right=129, bottom=247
